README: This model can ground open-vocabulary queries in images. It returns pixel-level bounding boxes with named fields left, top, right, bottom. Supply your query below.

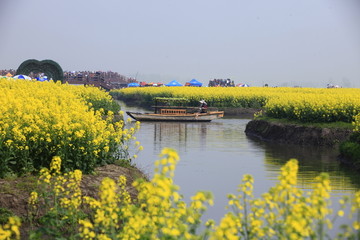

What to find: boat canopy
left=154, top=97, right=189, bottom=105
left=152, top=97, right=190, bottom=113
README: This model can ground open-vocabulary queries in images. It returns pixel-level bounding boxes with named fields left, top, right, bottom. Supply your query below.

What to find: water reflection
left=247, top=136, right=360, bottom=193
left=151, top=121, right=236, bottom=153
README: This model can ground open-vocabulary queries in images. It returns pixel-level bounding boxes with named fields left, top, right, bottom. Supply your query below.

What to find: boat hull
left=126, top=111, right=224, bottom=122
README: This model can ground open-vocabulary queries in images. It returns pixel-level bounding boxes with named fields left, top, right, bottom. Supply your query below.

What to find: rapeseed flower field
left=0, top=79, right=138, bottom=177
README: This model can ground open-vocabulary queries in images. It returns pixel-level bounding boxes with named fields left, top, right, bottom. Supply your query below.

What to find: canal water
left=118, top=101, right=360, bottom=232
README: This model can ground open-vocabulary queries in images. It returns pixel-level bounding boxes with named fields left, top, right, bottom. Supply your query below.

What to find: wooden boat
left=126, top=97, right=224, bottom=122
left=126, top=110, right=224, bottom=122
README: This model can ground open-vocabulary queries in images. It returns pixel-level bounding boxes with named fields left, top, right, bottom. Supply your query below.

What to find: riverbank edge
left=245, top=119, right=353, bottom=147
left=244, top=119, right=360, bottom=172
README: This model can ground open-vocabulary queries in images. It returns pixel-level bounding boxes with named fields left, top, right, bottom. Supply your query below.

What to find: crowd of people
left=0, top=69, right=136, bottom=89
left=0, top=69, right=16, bottom=76
left=63, top=70, right=135, bottom=83
left=208, top=78, right=235, bottom=87
left=0, top=69, right=134, bottom=82
left=326, top=83, right=342, bottom=88
left=1, top=69, right=51, bottom=79
left=63, top=71, right=136, bottom=89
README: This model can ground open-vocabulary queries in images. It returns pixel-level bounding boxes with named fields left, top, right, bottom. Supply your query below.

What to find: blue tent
left=188, top=79, right=202, bottom=87
left=165, top=80, right=182, bottom=87
left=13, top=75, right=32, bottom=80
left=36, top=76, right=48, bottom=82
left=128, top=82, right=140, bottom=87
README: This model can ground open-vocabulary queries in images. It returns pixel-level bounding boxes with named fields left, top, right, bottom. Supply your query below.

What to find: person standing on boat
left=199, top=100, right=208, bottom=113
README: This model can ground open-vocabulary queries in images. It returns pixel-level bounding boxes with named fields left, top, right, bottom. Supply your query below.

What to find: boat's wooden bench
left=160, top=109, right=187, bottom=115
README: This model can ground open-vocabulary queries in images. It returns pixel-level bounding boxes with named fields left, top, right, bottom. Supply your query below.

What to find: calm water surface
left=119, top=101, right=360, bottom=228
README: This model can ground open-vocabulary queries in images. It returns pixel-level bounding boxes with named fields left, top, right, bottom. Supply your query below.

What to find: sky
left=1, top=0, right=359, bottom=87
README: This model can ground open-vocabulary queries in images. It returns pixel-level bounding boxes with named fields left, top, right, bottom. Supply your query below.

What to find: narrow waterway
left=118, top=101, right=360, bottom=232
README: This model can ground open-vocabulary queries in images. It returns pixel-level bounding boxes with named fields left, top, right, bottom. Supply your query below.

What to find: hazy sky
left=1, top=0, right=359, bottom=87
